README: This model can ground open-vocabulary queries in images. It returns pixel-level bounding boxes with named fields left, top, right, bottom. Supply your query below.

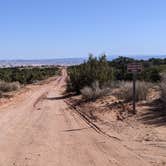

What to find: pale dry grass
left=117, top=81, right=152, bottom=101
left=0, top=81, right=20, bottom=93
left=81, top=81, right=111, bottom=101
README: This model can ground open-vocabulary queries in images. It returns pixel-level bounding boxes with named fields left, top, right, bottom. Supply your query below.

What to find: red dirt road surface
left=0, top=69, right=153, bottom=166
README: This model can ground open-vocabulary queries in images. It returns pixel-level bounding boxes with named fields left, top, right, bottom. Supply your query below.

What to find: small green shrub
left=142, top=67, right=161, bottom=82
left=67, top=55, right=113, bottom=93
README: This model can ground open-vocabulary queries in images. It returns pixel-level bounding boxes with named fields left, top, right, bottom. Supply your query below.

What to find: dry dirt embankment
left=0, top=68, right=163, bottom=166
left=67, top=94, right=166, bottom=166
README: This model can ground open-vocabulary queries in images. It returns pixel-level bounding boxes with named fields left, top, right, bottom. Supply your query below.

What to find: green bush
left=109, top=56, right=163, bottom=82
left=67, top=55, right=114, bottom=93
left=67, top=55, right=165, bottom=93
left=142, top=67, right=161, bottom=82
left=0, top=66, right=59, bottom=84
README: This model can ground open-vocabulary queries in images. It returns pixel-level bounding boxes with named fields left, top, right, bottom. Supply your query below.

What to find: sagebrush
left=81, top=81, right=111, bottom=101
left=117, top=81, right=152, bottom=101
left=0, top=81, right=20, bottom=92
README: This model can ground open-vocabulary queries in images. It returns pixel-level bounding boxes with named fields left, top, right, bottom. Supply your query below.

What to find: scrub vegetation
left=116, top=81, right=152, bottom=102
left=0, top=66, right=59, bottom=97
left=67, top=55, right=166, bottom=102
left=81, top=81, right=111, bottom=101
left=160, top=73, right=166, bottom=105
left=0, top=66, right=59, bottom=84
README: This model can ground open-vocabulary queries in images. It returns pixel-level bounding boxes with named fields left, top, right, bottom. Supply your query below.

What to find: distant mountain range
left=0, top=55, right=165, bottom=67
left=0, top=58, right=85, bottom=67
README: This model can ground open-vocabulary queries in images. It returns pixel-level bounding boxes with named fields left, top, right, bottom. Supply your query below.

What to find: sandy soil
left=69, top=95, right=166, bottom=166
left=0, top=69, right=163, bottom=166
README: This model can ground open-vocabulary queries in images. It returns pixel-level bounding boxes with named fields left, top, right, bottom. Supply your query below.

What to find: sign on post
left=127, top=63, right=142, bottom=73
left=127, top=63, right=142, bottom=113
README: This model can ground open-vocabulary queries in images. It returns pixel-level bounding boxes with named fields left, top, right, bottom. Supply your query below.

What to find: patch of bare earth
left=0, top=76, right=58, bottom=109
left=0, top=69, right=152, bottom=166
left=0, top=70, right=164, bottom=166
left=67, top=91, right=166, bottom=166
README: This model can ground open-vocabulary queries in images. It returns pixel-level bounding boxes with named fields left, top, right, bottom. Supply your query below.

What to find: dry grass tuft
left=117, top=81, right=152, bottom=102
left=0, top=81, right=20, bottom=93
left=81, top=81, right=111, bottom=101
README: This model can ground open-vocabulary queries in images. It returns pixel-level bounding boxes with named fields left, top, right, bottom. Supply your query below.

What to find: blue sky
left=0, top=0, right=166, bottom=59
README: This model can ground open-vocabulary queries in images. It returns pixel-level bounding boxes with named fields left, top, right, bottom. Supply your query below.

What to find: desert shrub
left=109, top=56, right=135, bottom=81
left=160, top=73, right=166, bottom=105
left=81, top=81, right=111, bottom=101
left=117, top=81, right=151, bottom=101
left=109, top=56, right=164, bottom=82
left=9, top=82, right=21, bottom=91
left=116, top=81, right=132, bottom=101
left=103, top=80, right=123, bottom=89
left=67, top=55, right=113, bottom=93
left=81, top=87, right=94, bottom=100
left=0, top=81, right=20, bottom=92
left=142, top=67, right=161, bottom=82
left=0, top=66, right=59, bottom=84
left=67, top=55, right=165, bottom=93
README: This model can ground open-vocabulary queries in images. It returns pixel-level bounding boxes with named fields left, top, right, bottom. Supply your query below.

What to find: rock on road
left=0, top=69, right=151, bottom=166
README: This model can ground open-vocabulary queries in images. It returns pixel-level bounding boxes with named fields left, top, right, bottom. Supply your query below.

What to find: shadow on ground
left=46, top=93, right=76, bottom=100
left=139, top=99, right=166, bottom=126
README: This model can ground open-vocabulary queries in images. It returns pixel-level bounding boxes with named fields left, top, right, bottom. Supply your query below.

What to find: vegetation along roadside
left=0, top=66, right=59, bottom=97
left=67, top=55, right=166, bottom=108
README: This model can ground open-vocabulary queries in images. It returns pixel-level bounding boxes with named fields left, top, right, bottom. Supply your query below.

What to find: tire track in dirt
left=0, top=68, right=152, bottom=166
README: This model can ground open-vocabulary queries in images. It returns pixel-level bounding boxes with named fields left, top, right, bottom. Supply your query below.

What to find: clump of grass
left=0, top=81, right=20, bottom=92
left=117, top=81, right=151, bottom=101
left=81, top=81, right=111, bottom=101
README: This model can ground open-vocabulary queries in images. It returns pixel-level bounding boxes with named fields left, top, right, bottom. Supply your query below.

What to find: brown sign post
left=127, top=63, right=142, bottom=113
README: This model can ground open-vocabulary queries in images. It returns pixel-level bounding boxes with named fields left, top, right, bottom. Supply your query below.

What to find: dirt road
left=0, top=69, right=152, bottom=166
